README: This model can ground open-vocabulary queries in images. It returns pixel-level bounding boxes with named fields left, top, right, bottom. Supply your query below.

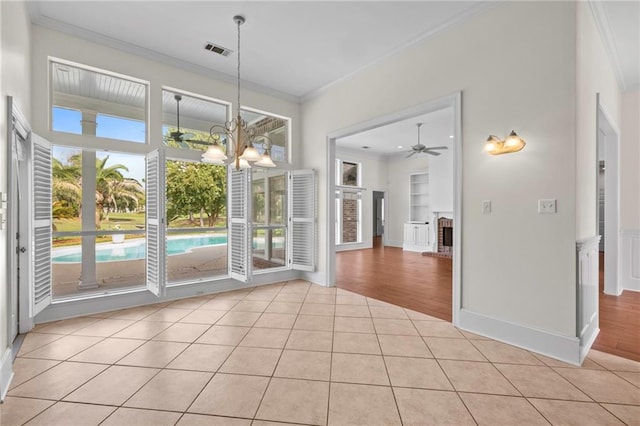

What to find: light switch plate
left=538, top=199, right=557, bottom=213
left=482, top=200, right=492, bottom=214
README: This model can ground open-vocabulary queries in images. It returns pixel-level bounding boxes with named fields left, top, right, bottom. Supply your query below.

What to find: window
left=51, top=147, right=147, bottom=298
left=50, top=60, right=147, bottom=143
left=165, top=160, right=228, bottom=283
left=162, top=89, right=228, bottom=151
left=242, top=109, right=290, bottom=163
left=41, top=60, right=310, bottom=309
left=341, top=161, right=359, bottom=186
left=252, top=170, right=287, bottom=270
left=52, top=107, right=82, bottom=134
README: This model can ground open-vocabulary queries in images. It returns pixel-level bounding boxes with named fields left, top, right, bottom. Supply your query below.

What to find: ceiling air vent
left=204, top=42, right=233, bottom=57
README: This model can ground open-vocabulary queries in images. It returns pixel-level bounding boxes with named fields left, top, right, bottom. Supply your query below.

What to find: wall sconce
left=485, top=131, right=526, bottom=155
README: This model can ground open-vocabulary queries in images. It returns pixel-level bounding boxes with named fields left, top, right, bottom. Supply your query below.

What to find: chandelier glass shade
left=201, top=15, right=276, bottom=170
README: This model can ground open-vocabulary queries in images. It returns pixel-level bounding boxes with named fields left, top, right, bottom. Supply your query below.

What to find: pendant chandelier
left=202, top=15, right=276, bottom=169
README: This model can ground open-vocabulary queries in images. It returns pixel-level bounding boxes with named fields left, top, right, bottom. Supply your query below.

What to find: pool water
left=53, top=235, right=228, bottom=263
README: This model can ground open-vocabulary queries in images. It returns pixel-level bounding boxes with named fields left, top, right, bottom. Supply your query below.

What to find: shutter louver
left=228, top=168, right=251, bottom=282
left=290, top=170, right=315, bottom=271
left=146, top=149, right=166, bottom=296
left=31, top=134, right=52, bottom=315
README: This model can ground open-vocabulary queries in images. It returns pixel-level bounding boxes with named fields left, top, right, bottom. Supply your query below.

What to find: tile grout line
left=368, top=294, right=404, bottom=425
left=250, top=280, right=311, bottom=423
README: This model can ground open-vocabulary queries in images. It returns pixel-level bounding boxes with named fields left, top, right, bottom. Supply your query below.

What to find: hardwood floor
left=336, top=240, right=452, bottom=321
left=592, top=252, right=640, bottom=362
left=336, top=244, right=640, bottom=362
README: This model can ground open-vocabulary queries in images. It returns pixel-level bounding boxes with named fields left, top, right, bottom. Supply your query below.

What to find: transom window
left=50, top=60, right=147, bottom=143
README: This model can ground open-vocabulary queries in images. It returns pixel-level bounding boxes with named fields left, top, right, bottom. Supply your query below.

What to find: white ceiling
left=337, top=107, right=454, bottom=156
left=29, top=1, right=491, bottom=100
left=28, top=0, right=639, bottom=149
left=28, top=2, right=639, bottom=99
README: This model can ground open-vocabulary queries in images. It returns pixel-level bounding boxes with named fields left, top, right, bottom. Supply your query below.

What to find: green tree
left=52, top=154, right=144, bottom=228
left=95, top=156, right=144, bottom=225
left=166, top=161, right=227, bottom=227
left=52, top=157, right=81, bottom=218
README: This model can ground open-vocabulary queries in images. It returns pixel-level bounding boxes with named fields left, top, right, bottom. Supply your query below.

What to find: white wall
left=575, top=1, right=621, bottom=240
left=0, top=0, right=32, bottom=397
left=334, top=148, right=387, bottom=251
left=428, top=120, right=454, bottom=214
left=620, top=90, right=639, bottom=231
left=302, top=1, right=579, bottom=344
left=385, top=153, right=429, bottom=247
left=620, top=90, right=640, bottom=291
left=29, top=25, right=301, bottom=165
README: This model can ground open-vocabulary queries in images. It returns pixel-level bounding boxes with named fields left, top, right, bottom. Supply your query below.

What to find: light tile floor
left=2, top=280, right=639, bottom=426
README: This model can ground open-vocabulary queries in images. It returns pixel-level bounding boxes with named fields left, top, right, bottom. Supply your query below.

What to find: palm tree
left=52, top=154, right=144, bottom=228
left=95, top=156, right=144, bottom=226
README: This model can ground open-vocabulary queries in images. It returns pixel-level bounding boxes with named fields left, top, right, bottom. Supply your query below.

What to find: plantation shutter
left=289, top=170, right=315, bottom=271
left=31, top=134, right=52, bottom=316
left=146, top=149, right=166, bottom=296
left=228, top=168, right=252, bottom=282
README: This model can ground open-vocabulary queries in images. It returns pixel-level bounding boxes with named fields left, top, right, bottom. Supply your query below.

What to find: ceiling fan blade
left=181, top=133, right=196, bottom=140
left=425, top=151, right=442, bottom=156
left=406, top=151, right=417, bottom=158
left=424, top=146, right=448, bottom=150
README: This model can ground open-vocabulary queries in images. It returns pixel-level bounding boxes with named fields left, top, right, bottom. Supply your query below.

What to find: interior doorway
left=327, top=92, right=462, bottom=325
left=597, top=100, right=620, bottom=296
left=372, top=191, right=385, bottom=247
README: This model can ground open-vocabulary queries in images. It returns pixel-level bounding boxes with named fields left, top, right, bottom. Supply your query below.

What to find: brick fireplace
left=437, top=217, right=453, bottom=257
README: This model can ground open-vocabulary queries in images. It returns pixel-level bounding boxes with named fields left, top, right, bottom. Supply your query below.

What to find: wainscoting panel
left=621, top=229, right=640, bottom=292
left=576, top=236, right=601, bottom=363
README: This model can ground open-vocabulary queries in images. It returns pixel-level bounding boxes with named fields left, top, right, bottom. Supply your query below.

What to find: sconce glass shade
left=201, top=143, right=227, bottom=164
left=484, top=135, right=501, bottom=154
left=485, top=131, right=526, bottom=155
left=504, top=130, right=526, bottom=150
left=255, top=151, right=276, bottom=168
left=239, top=144, right=261, bottom=162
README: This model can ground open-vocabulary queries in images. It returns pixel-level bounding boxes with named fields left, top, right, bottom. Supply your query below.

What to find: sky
left=52, top=107, right=147, bottom=184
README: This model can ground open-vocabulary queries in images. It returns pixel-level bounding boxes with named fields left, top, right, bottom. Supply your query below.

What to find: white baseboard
left=36, top=270, right=302, bottom=324
left=621, top=229, right=640, bottom=292
left=336, top=242, right=372, bottom=252
left=385, top=240, right=403, bottom=248
left=0, top=347, right=14, bottom=401
left=302, top=270, right=327, bottom=286
left=458, top=309, right=581, bottom=366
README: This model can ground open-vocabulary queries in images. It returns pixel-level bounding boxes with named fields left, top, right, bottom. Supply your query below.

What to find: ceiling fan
left=406, top=123, right=448, bottom=157
left=164, top=94, right=199, bottom=147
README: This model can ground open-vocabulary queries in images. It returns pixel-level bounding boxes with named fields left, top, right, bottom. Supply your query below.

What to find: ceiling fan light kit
left=406, top=122, right=448, bottom=158
left=485, top=130, right=526, bottom=155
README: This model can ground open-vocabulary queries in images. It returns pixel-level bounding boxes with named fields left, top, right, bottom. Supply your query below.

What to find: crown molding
left=28, top=7, right=301, bottom=104
left=300, top=2, right=498, bottom=103
left=588, top=1, right=627, bottom=91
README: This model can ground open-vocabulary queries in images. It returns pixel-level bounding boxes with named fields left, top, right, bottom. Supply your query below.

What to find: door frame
left=326, top=91, right=463, bottom=326
left=596, top=94, right=621, bottom=295
left=6, top=96, right=33, bottom=341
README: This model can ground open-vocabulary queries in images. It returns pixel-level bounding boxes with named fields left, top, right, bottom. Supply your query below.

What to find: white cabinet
left=403, top=223, right=432, bottom=252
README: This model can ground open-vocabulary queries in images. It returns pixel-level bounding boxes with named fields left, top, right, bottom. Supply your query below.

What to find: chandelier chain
left=236, top=18, right=241, bottom=119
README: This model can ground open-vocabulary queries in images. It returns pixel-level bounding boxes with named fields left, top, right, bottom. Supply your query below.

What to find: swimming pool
left=52, top=235, right=228, bottom=263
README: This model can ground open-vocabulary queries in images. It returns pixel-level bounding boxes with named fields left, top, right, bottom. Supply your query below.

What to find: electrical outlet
left=482, top=200, right=492, bottom=214
left=538, top=199, right=556, bottom=213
